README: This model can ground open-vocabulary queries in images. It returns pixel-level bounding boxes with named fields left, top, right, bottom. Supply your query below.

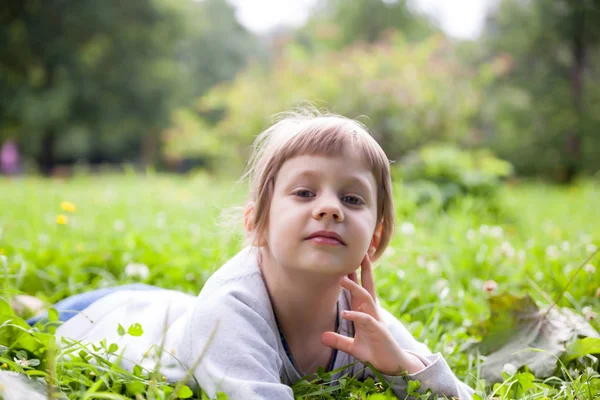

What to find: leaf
left=133, top=364, right=143, bottom=378
left=0, top=299, right=13, bottom=315
left=176, top=385, right=194, bottom=398
left=474, top=293, right=600, bottom=382
left=117, top=323, right=125, bottom=336
left=563, top=337, right=600, bottom=363
left=126, top=380, right=146, bottom=396
left=48, top=308, right=59, bottom=322
left=127, top=323, right=144, bottom=337
left=107, top=343, right=119, bottom=353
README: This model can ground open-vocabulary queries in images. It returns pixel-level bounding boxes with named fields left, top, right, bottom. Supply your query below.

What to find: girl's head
left=243, top=109, right=395, bottom=272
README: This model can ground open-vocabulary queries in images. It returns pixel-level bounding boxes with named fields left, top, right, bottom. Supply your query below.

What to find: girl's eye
left=295, top=190, right=315, bottom=198
left=342, top=196, right=363, bottom=205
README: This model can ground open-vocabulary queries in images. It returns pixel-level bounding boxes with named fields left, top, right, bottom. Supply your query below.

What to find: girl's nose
left=312, top=195, right=344, bottom=222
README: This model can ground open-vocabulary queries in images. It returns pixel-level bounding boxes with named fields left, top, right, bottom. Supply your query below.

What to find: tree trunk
left=142, top=131, right=159, bottom=167
left=564, top=6, right=586, bottom=183
left=40, top=127, right=56, bottom=176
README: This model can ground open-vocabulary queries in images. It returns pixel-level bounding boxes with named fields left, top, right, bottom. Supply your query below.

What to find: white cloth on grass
left=57, top=247, right=474, bottom=399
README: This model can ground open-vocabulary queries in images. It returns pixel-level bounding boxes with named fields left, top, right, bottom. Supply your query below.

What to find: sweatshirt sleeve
left=363, top=307, right=474, bottom=399
left=180, top=291, right=294, bottom=400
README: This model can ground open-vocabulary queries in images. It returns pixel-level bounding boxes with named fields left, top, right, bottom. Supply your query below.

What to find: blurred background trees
left=1, top=0, right=599, bottom=180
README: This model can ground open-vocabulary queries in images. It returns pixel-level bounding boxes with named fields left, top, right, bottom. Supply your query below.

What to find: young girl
left=32, top=111, right=474, bottom=399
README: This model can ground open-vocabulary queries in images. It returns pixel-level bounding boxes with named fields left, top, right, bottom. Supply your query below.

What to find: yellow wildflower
left=56, top=215, right=69, bottom=225
left=61, top=201, right=76, bottom=213
left=1, top=363, right=7, bottom=368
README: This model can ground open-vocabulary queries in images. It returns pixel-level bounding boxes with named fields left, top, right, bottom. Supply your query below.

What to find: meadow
left=1, top=174, right=599, bottom=399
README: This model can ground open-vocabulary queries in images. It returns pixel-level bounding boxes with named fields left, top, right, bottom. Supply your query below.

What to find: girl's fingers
left=321, top=331, right=353, bottom=354
left=347, top=271, right=359, bottom=284
left=340, top=277, right=378, bottom=317
left=360, top=254, right=376, bottom=300
left=340, top=310, right=377, bottom=326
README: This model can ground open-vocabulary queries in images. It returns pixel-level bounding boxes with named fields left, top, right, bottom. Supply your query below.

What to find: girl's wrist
left=389, top=350, right=426, bottom=376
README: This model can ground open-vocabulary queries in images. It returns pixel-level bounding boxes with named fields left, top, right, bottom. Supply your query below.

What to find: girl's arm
left=322, top=254, right=474, bottom=399
left=374, top=307, right=475, bottom=399
left=181, top=292, right=295, bottom=400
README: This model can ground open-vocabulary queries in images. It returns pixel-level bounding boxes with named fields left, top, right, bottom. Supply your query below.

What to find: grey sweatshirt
left=56, top=247, right=474, bottom=399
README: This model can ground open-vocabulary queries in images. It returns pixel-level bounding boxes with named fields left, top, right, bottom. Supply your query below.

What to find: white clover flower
left=580, top=234, right=593, bottom=244
left=438, top=286, right=450, bottom=301
left=435, top=279, right=449, bottom=291
left=561, top=241, right=571, bottom=252
left=534, top=271, right=544, bottom=281
left=500, top=242, right=515, bottom=258
left=479, top=225, right=489, bottom=236
left=156, top=212, right=167, bottom=229
left=383, top=246, right=396, bottom=258
left=476, top=251, right=486, bottom=264
left=517, top=250, right=526, bottom=263
left=113, top=219, right=125, bottom=232
left=586, top=243, right=598, bottom=254
left=546, top=245, right=559, bottom=260
left=502, top=363, right=518, bottom=376
left=14, top=357, right=30, bottom=367
left=399, top=222, right=415, bottom=236
left=125, top=262, right=150, bottom=280
left=490, top=226, right=504, bottom=239
left=417, top=255, right=427, bottom=267
left=582, top=306, right=597, bottom=321
left=466, top=229, right=476, bottom=242
left=483, top=280, right=498, bottom=293
left=426, top=260, right=439, bottom=273
left=189, top=224, right=201, bottom=237
left=584, top=264, right=596, bottom=274
left=396, top=269, right=405, bottom=280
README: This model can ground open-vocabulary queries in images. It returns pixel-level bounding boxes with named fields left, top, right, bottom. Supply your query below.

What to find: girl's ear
left=244, top=201, right=267, bottom=247
left=244, top=201, right=256, bottom=237
left=369, top=222, right=383, bottom=257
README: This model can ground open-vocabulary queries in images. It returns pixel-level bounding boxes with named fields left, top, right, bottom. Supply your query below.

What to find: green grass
left=1, top=175, right=599, bottom=399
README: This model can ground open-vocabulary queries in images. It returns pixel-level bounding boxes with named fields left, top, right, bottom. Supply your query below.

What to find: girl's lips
left=307, top=236, right=344, bottom=245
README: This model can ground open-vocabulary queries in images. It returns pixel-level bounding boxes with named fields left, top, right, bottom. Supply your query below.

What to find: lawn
left=1, top=175, right=599, bottom=399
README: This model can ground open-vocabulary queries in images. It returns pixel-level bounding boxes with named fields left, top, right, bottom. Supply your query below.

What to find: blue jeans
left=27, top=283, right=162, bottom=325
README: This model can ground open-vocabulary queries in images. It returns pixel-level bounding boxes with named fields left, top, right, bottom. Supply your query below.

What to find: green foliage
left=188, top=33, right=487, bottom=171
left=397, top=144, right=513, bottom=209
left=0, top=0, right=258, bottom=172
left=473, top=0, right=600, bottom=179
left=298, top=0, right=436, bottom=51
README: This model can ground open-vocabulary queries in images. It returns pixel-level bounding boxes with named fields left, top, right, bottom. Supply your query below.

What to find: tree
left=296, top=0, right=437, bottom=52
left=478, top=0, right=600, bottom=180
left=0, top=0, right=189, bottom=173
left=0, top=0, right=260, bottom=174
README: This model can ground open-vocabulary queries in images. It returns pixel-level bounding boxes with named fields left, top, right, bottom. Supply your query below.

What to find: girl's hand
left=321, top=254, right=426, bottom=376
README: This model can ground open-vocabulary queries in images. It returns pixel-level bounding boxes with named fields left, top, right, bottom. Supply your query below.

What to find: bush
left=396, top=143, right=514, bottom=209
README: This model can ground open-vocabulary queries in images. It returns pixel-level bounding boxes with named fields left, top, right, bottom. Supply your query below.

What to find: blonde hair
left=243, top=109, right=395, bottom=261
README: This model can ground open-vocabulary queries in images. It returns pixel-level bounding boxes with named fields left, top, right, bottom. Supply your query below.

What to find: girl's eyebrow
left=288, top=170, right=373, bottom=194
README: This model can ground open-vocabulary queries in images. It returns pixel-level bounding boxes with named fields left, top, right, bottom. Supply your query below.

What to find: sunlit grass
left=1, top=175, right=599, bottom=399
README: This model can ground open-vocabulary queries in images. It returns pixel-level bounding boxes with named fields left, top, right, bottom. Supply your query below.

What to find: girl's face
left=263, top=147, right=380, bottom=276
